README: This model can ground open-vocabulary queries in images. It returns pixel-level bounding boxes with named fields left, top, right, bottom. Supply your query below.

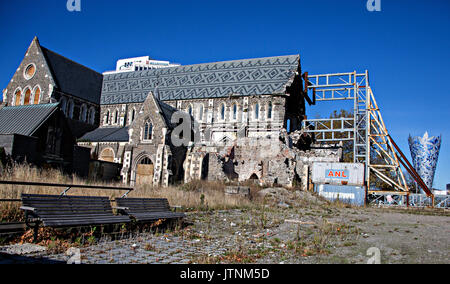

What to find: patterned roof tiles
left=101, top=55, right=300, bottom=105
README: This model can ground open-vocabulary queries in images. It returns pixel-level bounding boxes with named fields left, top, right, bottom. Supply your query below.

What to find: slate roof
left=79, top=127, right=129, bottom=142
left=155, top=97, right=178, bottom=129
left=0, top=103, right=59, bottom=136
left=41, top=46, right=103, bottom=104
left=101, top=55, right=300, bottom=105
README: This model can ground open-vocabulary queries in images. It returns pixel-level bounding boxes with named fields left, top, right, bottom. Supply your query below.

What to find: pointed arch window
left=60, top=97, right=67, bottom=115
left=233, top=104, right=238, bottom=120
left=254, top=103, right=260, bottom=120
left=33, top=87, right=41, bottom=105
left=143, top=120, right=153, bottom=141
left=105, top=110, right=110, bottom=125
left=130, top=108, right=136, bottom=124
left=267, top=102, right=273, bottom=119
left=198, top=104, right=204, bottom=121
left=14, top=89, right=21, bottom=106
left=23, top=89, right=31, bottom=105
left=67, top=100, right=74, bottom=119
left=88, top=107, right=96, bottom=125
left=220, top=103, right=226, bottom=121
left=80, top=104, right=88, bottom=122
left=114, top=109, right=119, bottom=124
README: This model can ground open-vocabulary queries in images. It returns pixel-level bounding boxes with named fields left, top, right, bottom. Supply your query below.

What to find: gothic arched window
left=23, top=88, right=31, bottom=105
left=33, top=87, right=41, bottom=105
left=198, top=104, right=204, bottom=121
left=267, top=102, right=273, bottom=119
left=14, top=89, right=22, bottom=106
left=130, top=108, right=136, bottom=124
left=254, top=103, right=260, bottom=120
left=114, top=109, right=119, bottom=124
left=143, top=120, right=153, bottom=141
left=220, top=103, right=226, bottom=121
left=80, top=104, right=88, bottom=122
left=67, top=100, right=74, bottom=119
left=88, top=107, right=96, bottom=125
left=105, top=110, right=110, bottom=124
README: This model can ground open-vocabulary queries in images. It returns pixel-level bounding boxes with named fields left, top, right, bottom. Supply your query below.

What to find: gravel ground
left=1, top=191, right=448, bottom=264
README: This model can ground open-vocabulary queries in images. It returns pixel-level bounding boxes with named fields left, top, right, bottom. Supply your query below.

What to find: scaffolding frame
left=302, top=71, right=434, bottom=204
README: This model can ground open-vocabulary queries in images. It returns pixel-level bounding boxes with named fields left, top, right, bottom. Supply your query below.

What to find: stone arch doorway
left=99, top=148, right=115, bottom=163
left=249, top=173, right=260, bottom=185
left=249, top=173, right=259, bottom=180
left=135, top=157, right=154, bottom=186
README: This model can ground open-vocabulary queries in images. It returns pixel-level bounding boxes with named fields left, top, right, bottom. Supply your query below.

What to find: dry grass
left=130, top=182, right=252, bottom=211
left=0, top=163, right=253, bottom=223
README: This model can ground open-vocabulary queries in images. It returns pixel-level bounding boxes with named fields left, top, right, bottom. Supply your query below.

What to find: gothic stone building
left=0, top=37, right=104, bottom=174
left=2, top=37, right=341, bottom=187
left=78, top=55, right=340, bottom=188
left=2, top=37, right=103, bottom=138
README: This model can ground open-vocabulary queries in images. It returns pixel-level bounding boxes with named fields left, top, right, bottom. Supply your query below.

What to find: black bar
left=0, top=180, right=133, bottom=192
left=0, top=222, right=27, bottom=233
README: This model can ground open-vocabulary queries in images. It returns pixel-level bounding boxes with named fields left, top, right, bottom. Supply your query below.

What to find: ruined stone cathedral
left=2, top=37, right=342, bottom=188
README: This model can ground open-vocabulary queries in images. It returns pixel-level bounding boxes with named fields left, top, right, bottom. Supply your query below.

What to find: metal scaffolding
left=302, top=71, right=435, bottom=205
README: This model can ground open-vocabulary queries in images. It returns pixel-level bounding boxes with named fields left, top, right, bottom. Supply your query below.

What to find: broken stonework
left=183, top=130, right=342, bottom=189
left=224, top=186, right=251, bottom=198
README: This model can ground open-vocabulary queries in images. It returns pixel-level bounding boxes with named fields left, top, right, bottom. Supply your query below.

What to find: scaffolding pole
left=303, top=71, right=435, bottom=206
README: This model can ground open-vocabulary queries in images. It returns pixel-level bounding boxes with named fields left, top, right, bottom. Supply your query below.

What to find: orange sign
left=326, top=170, right=349, bottom=179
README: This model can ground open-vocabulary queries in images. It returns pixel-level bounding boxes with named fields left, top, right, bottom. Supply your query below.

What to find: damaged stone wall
left=184, top=129, right=342, bottom=189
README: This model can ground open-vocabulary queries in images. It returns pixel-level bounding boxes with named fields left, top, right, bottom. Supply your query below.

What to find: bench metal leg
left=33, top=223, right=39, bottom=243
left=24, top=211, right=41, bottom=243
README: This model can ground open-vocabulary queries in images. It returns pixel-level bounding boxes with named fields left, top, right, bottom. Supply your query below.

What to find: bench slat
left=21, top=194, right=131, bottom=228
left=116, top=198, right=185, bottom=222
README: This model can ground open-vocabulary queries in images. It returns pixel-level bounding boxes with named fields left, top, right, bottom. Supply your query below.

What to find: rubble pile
left=184, top=130, right=343, bottom=189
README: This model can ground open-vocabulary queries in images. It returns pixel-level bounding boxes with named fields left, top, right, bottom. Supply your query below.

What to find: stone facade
left=3, top=39, right=343, bottom=189
left=79, top=93, right=187, bottom=187
left=85, top=90, right=309, bottom=187
left=183, top=130, right=342, bottom=190
left=2, top=37, right=102, bottom=138
left=78, top=54, right=345, bottom=188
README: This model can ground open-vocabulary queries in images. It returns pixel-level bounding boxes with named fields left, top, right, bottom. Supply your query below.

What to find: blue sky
left=0, top=0, right=449, bottom=189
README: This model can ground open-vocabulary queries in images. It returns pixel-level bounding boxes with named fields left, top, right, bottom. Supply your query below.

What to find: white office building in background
left=103, top=56, right=180, bottom=74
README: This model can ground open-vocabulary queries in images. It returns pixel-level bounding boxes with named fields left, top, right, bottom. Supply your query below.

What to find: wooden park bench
left=115, top=198, right=185, bottom=223
left=21, top=194, right=131, bottom=240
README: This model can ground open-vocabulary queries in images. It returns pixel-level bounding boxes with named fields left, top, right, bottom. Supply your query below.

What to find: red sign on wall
left=326, top=170, right=350, bottom=179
